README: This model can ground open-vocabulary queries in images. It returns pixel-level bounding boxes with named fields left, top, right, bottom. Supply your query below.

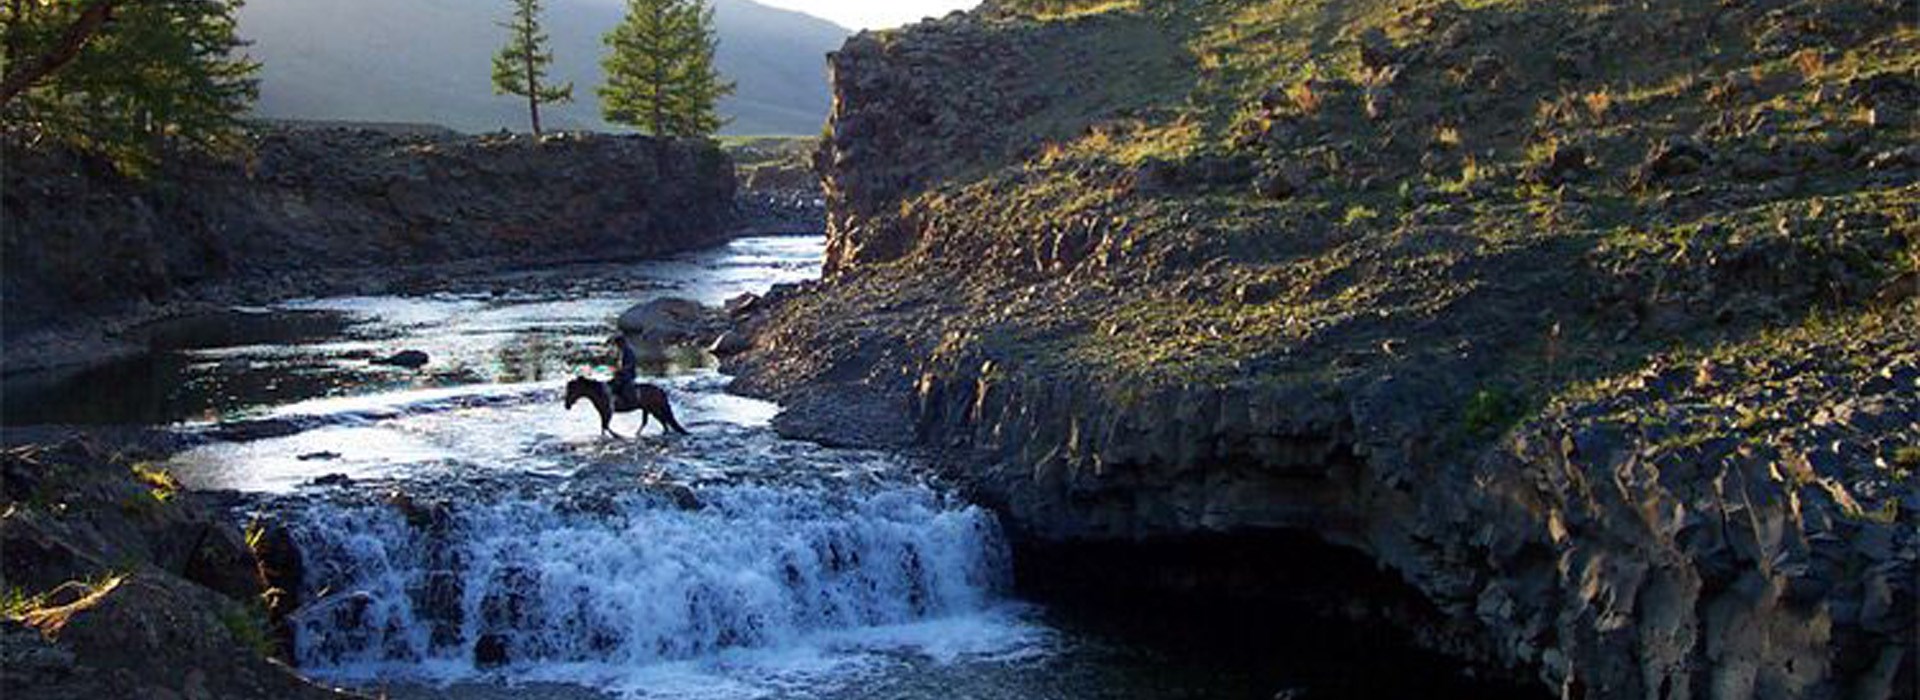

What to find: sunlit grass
left=1019, top=0, right=1141, bottom=21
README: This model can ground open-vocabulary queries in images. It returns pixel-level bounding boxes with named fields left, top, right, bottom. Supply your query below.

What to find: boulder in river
left=617, top=297, right=726, bottom=344
left=370, top=350, right=431, bottom=369
left=474, top=633, right=511, bottom=669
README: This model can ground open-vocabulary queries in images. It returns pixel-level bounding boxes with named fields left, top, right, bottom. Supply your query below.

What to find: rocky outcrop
left=892, top=319, right=1917, bottom=699
left=817, top=5, right=1183, bottom=275
left=9, top=575, right=348, bottom=700
left=2, top=128, right=736, bottom=370
left=0, top=440, right=352, bottom=699
left=734, top=0, right=1919, bottom=697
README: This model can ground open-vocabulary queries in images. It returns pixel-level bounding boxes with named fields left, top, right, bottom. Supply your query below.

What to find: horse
left=564, top=376, right=690, bottom=439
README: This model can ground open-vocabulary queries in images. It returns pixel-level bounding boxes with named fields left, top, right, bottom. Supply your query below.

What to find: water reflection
left=1, top=236, right=824, bottom=427
left=496, top=332, right=558, bottom=385
left=146, top=309, right=352, bottom=350
left=1, top=341, right=369, bottom=426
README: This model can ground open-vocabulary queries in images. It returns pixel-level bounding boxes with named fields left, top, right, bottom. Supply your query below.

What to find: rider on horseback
left=609, top=334, right=642, bottom=411
left=568, top=333, right=688, bottom=438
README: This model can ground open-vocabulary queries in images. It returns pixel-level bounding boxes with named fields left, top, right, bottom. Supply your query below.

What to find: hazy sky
left=757, top=0, right=980, bottom=30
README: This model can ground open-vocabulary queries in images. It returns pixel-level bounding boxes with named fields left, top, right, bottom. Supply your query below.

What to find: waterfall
left=282, top=483, right=1014, bottom=679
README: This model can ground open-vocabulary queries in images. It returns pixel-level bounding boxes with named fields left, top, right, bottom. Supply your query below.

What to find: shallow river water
left=5, top=237, right=1524, bottom=700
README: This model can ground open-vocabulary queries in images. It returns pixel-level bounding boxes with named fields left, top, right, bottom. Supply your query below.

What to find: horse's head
left=564, top=377, right=595, bottom=411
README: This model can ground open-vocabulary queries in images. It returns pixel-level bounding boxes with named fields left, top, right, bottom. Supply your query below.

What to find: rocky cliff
left=0, top=440, right=354, bottom=699
left=2, top=128, right=735, bottom=371
left=730, top=0, right=1917, bottom=697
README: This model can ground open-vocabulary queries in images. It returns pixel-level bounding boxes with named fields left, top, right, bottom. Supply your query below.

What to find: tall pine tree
left=598, top=0, right=732, bottom=138
left=2, top=0, right=258, bottom=175
left=491, top=0, right=571, bottom=137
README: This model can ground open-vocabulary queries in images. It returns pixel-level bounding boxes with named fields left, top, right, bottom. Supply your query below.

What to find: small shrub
left=1791, top=48, right=1825, bottom=79
left=1581, top=88, right=1613, bottom=122
left=1464, top=155, right=1488, bottom=183
left=130, top=462, right=181, bottom=492
left=1463, top=387, right=1527, bottom=437
left=244, top=515, right=269, bottom=553
left=1439, top=156, right=1485, bottom=194
left=1854, top=500, right=1899, bottom=525
left=1893, top=445, right=1920, bottom=471
left=1342, top=205, right=1381, bottom=226
left=3, top=588, right=48, bottom=618
left=1287, top=80, right=1322, bottom=115
left=129, top=462, right=180, bottom=505
left=218, top=604, right=276, bottom=657
left=4, top=573, right=123, bottom=618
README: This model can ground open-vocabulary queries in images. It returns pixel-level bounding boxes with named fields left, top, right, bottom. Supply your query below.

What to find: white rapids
left=156, top=237, right=1053, bottom=698
left=279, top=483, right=1031, bottom=697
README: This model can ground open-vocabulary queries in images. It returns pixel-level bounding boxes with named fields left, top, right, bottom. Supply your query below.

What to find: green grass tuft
left=217, top=603, right=276, bottom=657
left=1463, top=387, right=1528, bottom=437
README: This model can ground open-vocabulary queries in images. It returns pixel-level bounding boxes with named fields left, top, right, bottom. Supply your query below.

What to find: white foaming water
left=283, top=483, right=1039, bottom=698
left=155, top=236, right=1066, bottom=697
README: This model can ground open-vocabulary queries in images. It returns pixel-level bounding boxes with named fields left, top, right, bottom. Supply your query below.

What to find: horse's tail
left=656, top=396, right=691, bottom=436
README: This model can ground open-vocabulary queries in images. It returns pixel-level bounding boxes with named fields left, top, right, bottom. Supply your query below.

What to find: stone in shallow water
left=372, top=350, right=432, bottom=369
left=474, top=633, right=511, bottom=669
left=617, top=297, right=724, bottom=344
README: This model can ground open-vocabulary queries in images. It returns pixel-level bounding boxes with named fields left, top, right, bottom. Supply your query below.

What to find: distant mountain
left=238, top=0, right=850, bottom=135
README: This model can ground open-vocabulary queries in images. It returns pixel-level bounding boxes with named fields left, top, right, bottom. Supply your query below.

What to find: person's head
left=608, top=334, right=629, bottom=348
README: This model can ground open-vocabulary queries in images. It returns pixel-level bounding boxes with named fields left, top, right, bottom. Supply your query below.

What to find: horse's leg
left=637, top=411, right=650, bottom=436
left=645, top=392, right=691, bottom=436
left=600, top=405, right=627, bottom=440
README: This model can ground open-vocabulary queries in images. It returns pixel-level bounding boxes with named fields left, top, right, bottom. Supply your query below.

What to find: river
left=2, top=236, right=1520, bottom=699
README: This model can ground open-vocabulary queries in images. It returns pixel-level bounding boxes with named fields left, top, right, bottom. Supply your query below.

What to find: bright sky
left=757, top=0, right=981, bottom=30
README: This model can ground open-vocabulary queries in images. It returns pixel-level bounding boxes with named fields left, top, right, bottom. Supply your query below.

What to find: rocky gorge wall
left=731, top=0, right=1917, bottom=697
left=897, top=321, right=1917, bottom=699
left=2, top=129, right=735, bottom=371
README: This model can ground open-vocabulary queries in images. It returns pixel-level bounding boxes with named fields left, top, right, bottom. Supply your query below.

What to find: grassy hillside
left=796, top=0, right=1914, bottom=413
left=239, top=0, right=849, bottom=135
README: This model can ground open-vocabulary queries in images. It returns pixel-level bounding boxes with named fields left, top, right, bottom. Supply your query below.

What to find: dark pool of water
left=2, top=311, right=354, bottom=426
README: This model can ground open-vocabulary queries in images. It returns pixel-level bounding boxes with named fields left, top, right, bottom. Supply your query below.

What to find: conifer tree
left=2, top=0, right=259, bottom=175
left=491, top=0, right=572, bottom=137
left=599, top=0, right=733, bottom=138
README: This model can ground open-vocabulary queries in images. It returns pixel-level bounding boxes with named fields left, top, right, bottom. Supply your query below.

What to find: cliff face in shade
left=731, top=0, right=1918, bottom=697
left=1, top=129, right=735, bottom=370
